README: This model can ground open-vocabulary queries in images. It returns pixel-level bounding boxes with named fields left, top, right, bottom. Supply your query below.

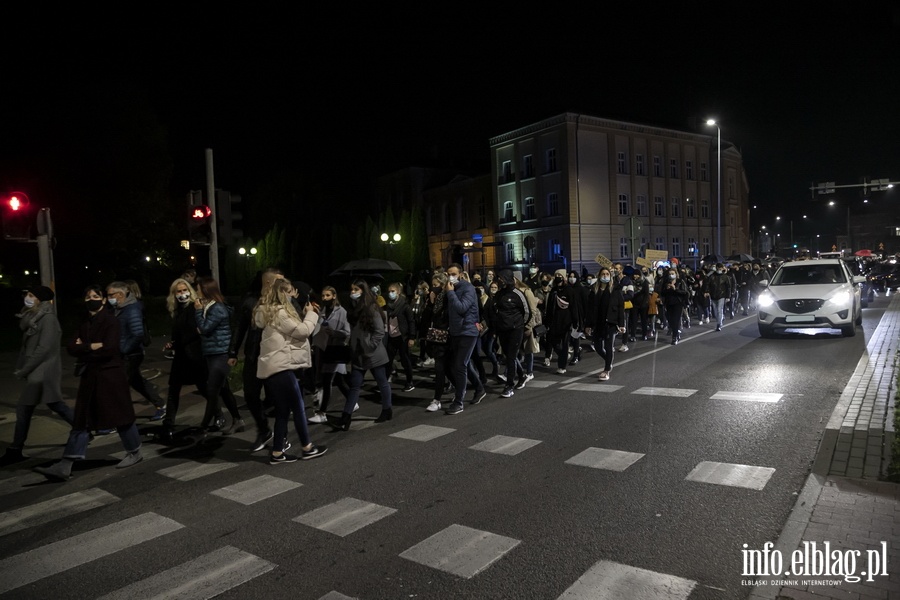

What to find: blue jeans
left=712, top=297, right=726, bottom=328
left=13, top=399, right=74, bottom=449
left=63, top=423, right=140, bottom=459
left=344, top=364, right=392, bottom=414
left=449, top=335, right=478, bottom=405
left=263, top=370, right=311, bottom=453
left=592, top=324, right=618, bottom=371
left=201, top=353, right=241, bottom=428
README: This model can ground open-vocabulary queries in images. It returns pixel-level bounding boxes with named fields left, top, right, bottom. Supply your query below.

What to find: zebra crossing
left=0, top=393, right=782, bottom=599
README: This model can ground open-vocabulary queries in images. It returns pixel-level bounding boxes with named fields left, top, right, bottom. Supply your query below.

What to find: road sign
left=625, top=216, right=643, bottom=239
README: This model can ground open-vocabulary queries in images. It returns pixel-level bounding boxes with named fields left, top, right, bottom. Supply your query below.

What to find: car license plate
left=785, top=315, right=815, bottom=323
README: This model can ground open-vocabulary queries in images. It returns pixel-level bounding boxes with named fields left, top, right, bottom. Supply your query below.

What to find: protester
left=585, top=268, right=626, bottom=381
left=309, top=285, right=352, bottom=424
left=443, top=263, right=482, bottom=414
left=384, top=282, right=417, bottom=392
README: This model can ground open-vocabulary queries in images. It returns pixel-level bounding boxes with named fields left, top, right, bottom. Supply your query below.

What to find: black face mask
left=321, top=298, right=334, bottom=308
left=85, top=299, right=103, bottom=312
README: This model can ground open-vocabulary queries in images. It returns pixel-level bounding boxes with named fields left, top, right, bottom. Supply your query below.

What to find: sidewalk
left=751, top=293, right=900, bottom=600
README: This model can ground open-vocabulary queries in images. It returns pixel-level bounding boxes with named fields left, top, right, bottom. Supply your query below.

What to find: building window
left=619, top=237, right=628, bottom=258
left=501, top=160, right=513, bottom=184
left=686, top=197, right=695, bottom=218
left=687, top=237, right=696, bottom=257
left=618, top=193, right=629, bottom=216
left=550, top=239, right=561, bottom=260
left=523, top=154, right=534, bottom=178
left=524, top=197, right=535, bottom=220
left=685, top=160, right=694, bottom=180
left=671, top=197, right=680, bottom=218
left=654, top=196, right=664, bottom=217
left=701, top=198, right=710, bottom=219
left=700, top=162, right=708, bottom=181
left=478, top=196, right=486, bottom=228
left=636, top=194, right=646, bottom=216
left=617, top=152, right=627, bottom=174
left=635, top=154, right=645, bottom=176
left=702, top=238, right=711, bottom=256
left=672, top=237, right=681, bottom=257
left=506, top=243, right=515, bottom=264
left=503, top=201, right=514, bottom=222
left=546, top=148, right=557, bottom=173
left=669, top=158, right=679, bottom=178
left=547, top=193, right=559, bottom=216
left=653, top=156, right=662, bottom=177
left=655, top=237, right=665, bottom=251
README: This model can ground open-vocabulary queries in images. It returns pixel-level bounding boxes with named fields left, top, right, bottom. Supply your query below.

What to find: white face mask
left=176, top=292, right=191, bottom=303
left=587, top=278, right=596, bottom=286
left=600, top=276, right=610, bottom=283
left=24, top=297, right=36, bottom=308
left=388, top=291, right=398, bottom=300
left=529, top=268, right=538, bottom=274
left=669, top=274, right=677, bottom=280
left=568, top=277, right=577, bottom=285
left=107, top=297, right=118, bottom=306
left=350, top=292, right=362, bottom=300
left=371, top=286, right=380, bottom=295
left=448, top=275, right=459, bottom=284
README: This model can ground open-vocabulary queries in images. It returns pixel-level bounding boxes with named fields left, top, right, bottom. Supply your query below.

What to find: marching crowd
left=3, top=259, right=773, bottom=481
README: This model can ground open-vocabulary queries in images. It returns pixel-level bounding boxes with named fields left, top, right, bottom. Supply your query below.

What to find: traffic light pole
left=205, top=148, right=220, bottom=283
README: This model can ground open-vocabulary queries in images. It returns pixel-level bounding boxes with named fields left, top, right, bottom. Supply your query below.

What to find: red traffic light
left=190, top=205, right=211, bottom=220
left=9, top=196, right=23, bottom=211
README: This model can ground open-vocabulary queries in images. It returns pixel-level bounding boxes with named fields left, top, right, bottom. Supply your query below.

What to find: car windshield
left=772, top=264, right=847, bottom=285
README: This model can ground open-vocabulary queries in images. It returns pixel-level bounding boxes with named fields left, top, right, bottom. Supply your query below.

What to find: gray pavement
left=751, top=293, right=900, bottom=600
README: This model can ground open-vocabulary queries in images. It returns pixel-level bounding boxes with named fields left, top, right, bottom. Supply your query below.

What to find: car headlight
left=828, top=291, right=851, bottom=307
left=758, top=292, right=775, bottom=308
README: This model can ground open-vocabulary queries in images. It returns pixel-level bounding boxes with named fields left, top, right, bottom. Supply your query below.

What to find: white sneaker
left=314, top=390, right=323, bottom=409
left=556, top=368, right=567, bottom=374
left=543, top=358, right=551, bottom=367
left=422, top=358, right=435, bottom=367
left=426, top=400, right=441, bottom=412
left=353, top=403, right=360, bottom=413
left=617, top=344, right=629, bottom=352
left=525, top=373, right=534, bottom=382
left=308, top=412, right=328, bottom=424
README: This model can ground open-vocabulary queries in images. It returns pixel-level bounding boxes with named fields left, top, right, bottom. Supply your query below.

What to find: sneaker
left=543, top=358, right=551, bottom=367
left=308, top=412, right=328, bottom=424
left=116, top=449, right=144, bottom=469
left=251, top=431, right=274, bottom=452
left=314, top=390, right=323, bottom=409
left=500, top=387, right=514, bottom=398
left=426, top=400, right=442, bottom=412
left=525, top=373, right=534, bottom=382
left=95, top=428, right=115, bottom=436
left=301, top=444, right=328, bottom=460
left=422, top=358, right=435, bottom=367
left=445, top=403, right=464, bottom=415
left=598, top=371, right=610, bottom=381
left=402, top=383, right=415, bottom=392
left=515, top=376, right=527, bottom=390
left=471, top=391, right=487, bottom=405
left=555, top=368, right=567, bottom=375
left=715, top=326, right=722, bottom=332
left=222, top=419, right=245, bottom=435
left=497, top=374, right=507, bottom=383
left=353, top=403, right=360, bottom=413
left=149, top=406, right=166, bottom=421
left=570, top=356, right=579, bottom=364
left=617, top=344, right=629, bottom=352
left=269, top=452, right=299, bottom=464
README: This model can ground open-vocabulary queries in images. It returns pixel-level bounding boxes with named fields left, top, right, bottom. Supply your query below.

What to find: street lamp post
left=380, top=232, right=401, bottom=257
left=706, top=119, right=722, bottom=256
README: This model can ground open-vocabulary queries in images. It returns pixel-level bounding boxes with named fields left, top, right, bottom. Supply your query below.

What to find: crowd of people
left=2, top=259, right=774, bottom=480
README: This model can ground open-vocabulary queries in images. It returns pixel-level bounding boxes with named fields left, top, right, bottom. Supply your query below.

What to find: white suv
left=757, top=259, right=865, bottom=338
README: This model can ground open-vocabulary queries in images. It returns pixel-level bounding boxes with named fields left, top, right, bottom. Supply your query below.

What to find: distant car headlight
left=758, top=292, right=775, bottom=308
left=828, top=291, right=851, bottom=307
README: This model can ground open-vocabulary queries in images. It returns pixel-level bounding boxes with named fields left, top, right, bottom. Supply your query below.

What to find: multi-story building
left=485, top=113, right=750, bottom=274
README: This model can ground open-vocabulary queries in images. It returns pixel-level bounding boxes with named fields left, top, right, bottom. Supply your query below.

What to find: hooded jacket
left=255, top=305, right=319, bottom=379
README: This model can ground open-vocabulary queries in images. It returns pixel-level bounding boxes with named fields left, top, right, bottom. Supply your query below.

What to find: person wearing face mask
left=309, top=286, right=352, bottom=424
left=35, top=286, right=143, bottom=481
left=534, top=275, right=554, bottom=366
left=630, top=268, right=651, bottom=341
left=443, top=263, right=482, bottom=414
left=566, top=271, right=588, bottom=362
left=660, top=269, right=690, bottom=344
left=490, top=271, right=530, bottom=397
left=615, top=268, right=636, bottom=352
left=420, top=272, right=455, bottom=412
left=479, top=282, right=501, bottom=378
left=748, top=262, right=770, bottom=312
left=384, top=282, right=417, bottom=393
left=545, top=269, right=582, bottom=374
left=702, top=263, right=734, bottom=332
left=411, top=280, right=433, bottom=367
left=1, top=287, right=74, bottom=466
left=525, top=264, right=542, bottom=292
left=106, top=281, right=166, bottom=421
left=585, top=268, right=625, bottom=381
left=156, top=278, right=209, bottom=442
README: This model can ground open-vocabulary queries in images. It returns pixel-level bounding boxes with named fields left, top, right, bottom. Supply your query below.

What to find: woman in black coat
left=384, top=282, right=417, bottom=392
left=660, top=268, right=691, bottom=345
left=585, top=268, right=626, bottom=381
left=34, top=285, right=143, bottom=482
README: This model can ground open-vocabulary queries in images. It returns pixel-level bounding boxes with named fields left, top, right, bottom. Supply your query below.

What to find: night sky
left=3, top=5, right=899, bottom=254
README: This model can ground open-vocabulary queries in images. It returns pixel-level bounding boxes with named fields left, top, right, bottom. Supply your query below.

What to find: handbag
left=426, top=327, right=449, bottom=344
left=532, top=323, right=547, bottom=337
left=624, top=300, right=634, bottom=310
left=321, top=344, right=352, bottom=364
left=388, top=316, right=402, bottom=338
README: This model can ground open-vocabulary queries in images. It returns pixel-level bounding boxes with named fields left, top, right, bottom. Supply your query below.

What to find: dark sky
left=3, top=4, right=899, bottom=234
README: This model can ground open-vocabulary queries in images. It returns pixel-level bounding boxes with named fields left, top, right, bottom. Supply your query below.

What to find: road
left=0, top=293, right=889, bottom=599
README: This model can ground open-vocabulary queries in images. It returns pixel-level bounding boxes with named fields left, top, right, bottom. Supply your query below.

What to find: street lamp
left=238, top=247, right=257, bottom=257
left=706, top=119, right=722, bottom=256
left=380, top=232, right=401, bottom=256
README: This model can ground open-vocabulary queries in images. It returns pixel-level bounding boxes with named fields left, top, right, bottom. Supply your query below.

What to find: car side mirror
left=853, top=275, right=866, bottom=285
left=760, top=280, right=769, bottom=287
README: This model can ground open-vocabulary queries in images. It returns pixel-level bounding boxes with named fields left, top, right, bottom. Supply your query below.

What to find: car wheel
left=758, top=324, right=775, bottom=339
left=841, top=323, right=856, bottom=337
left=855, top=309, right=863, bottom=325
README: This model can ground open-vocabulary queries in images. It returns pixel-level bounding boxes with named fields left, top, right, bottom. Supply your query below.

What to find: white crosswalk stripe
left=157, top=460, right=238, bottom=481
left=0, top=488, right=119, bottom=537
left=685, top=461, right=776, bottom=491
left=399, top=524, right=521, bottom=579
left=710, top=391, right=783, bottom=403
left=294, top=497, right=397, bottom=537
left=95, top=545, right=275, bottom=600
left=558, top=559, right=696, bottom=599
left=0, top=512, right=183, bottom=595
left=210, top=474, right=301, bottom=505
left=632, top=387, right=698, bottom=397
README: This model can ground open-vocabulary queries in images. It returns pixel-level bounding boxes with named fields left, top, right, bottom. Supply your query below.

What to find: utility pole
left=205, top=148, right=220, bottom=282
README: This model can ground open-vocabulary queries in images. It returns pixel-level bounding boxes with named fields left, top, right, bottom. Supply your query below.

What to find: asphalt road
left=0, top=293, right=889, bottom=600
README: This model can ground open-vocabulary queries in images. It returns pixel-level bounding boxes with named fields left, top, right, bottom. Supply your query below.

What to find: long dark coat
left=67, top=306, right=135, bottom=430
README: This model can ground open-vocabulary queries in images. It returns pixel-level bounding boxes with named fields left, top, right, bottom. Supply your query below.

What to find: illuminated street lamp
left=706, top=119, right=722, bottom=255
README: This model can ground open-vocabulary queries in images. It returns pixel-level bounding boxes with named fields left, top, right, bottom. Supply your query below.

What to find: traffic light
left=187, top=190, right=212, bottom=245
left=215, top=189, right=243, bottom=246
left=2, top=192, right=33, bottom=240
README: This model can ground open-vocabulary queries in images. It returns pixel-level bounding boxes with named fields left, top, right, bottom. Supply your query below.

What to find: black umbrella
left=727, top=253, right=755, bottom=263
left=331, top=258, right=402, bottom=276
left=700, top=254, right=726, bottom=264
